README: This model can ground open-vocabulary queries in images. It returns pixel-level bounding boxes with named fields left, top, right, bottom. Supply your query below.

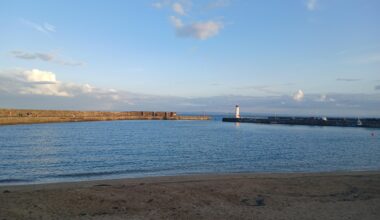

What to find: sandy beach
left=0, top=172, right=379, bottom=220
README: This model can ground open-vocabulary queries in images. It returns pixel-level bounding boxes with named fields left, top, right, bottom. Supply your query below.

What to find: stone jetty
left=0, top=109, right=209, bottom=125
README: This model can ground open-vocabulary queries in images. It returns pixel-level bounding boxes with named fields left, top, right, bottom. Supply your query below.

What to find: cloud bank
left=0, top=69, right=119, bottom=99
left=1, top=68, right=379, bottom=116
left=10, top=51, right=84, bottom=67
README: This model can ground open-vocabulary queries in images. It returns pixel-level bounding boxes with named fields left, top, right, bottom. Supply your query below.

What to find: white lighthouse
left=235, top=105, right=240, bottom=118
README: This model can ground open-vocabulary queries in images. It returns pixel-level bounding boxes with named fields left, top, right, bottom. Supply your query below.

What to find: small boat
left=357, top=119, right=362, bottom=126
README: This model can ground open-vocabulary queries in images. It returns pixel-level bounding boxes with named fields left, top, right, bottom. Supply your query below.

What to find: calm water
left=1, top=119, right=380, bottom=185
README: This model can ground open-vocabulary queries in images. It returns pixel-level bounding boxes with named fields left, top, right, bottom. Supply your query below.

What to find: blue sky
left=0, top=0, right=379, bottom=115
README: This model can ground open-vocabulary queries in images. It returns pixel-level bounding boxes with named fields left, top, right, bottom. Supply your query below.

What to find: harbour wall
left=223, top=116, right=380, bottom=128
left=0, top=109, right=209, bottom=125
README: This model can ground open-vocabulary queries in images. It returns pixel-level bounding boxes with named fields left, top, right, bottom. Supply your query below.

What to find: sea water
left=1, top=118, right=379, bottom=185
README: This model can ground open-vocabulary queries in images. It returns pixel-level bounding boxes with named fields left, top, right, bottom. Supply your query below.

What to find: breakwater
left=0, top=109, right=209, bottom=125
left=223, top=116, right=380, bottom=128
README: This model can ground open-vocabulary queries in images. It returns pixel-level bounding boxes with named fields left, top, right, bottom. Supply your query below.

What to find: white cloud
left=10, top=50, right=84, bottom=67
left=170, top=16, right=184, bottom=28
left=82, top=84, right=94, bottom=93
left=293, top=90, right=304, bottom=101
left=154, top=1, right=225, bottom=40
left=20, top=84, right=70, bottom=97
left=172, top=2, right=186, bottom=15
left=6, top=69, right=154, bottom=108
left=21, top=19, right=56, bottom=34
left=19, top=69, right=70, bottom=97
left=0, top=69, right=98, bottom=97
left=24, top=69, right=57, bottom=83
left=306, top=0, right=318, bottom=11
left=170, top=16, right=223, bottom=40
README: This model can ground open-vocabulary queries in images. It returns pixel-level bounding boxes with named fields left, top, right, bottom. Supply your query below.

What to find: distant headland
left=0, top=109, right=210, bottom=126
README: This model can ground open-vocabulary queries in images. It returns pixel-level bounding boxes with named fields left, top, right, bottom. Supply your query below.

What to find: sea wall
left=0, top=109, right=209, bottom=125
left=222, top=116, right=380, bottom=128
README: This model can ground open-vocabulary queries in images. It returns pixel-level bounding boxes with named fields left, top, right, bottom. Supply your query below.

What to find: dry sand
left=1, top=172, right=379, bottom=220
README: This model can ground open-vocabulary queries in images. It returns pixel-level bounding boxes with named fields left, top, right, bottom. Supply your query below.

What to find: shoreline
left=1, top=170, right=379, bottom=187
left=1, top=171, right=379, bottom=219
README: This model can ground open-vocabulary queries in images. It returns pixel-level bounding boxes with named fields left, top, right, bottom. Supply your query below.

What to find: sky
left=0, top=0, right=379, bottom=116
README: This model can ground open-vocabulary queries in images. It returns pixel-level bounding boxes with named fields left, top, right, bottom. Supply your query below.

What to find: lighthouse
left=235, top=105, right=240, bottom=118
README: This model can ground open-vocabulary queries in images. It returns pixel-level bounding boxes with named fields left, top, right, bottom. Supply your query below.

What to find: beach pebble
left=3, top=190, right=10, bottom=193
left=255, top=195, right=265, bottom=206
left=241, top=195, right=265, bottom=206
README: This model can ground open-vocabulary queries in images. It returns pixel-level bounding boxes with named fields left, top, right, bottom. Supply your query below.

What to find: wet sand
left=1, top=172, right=379, bottom=220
